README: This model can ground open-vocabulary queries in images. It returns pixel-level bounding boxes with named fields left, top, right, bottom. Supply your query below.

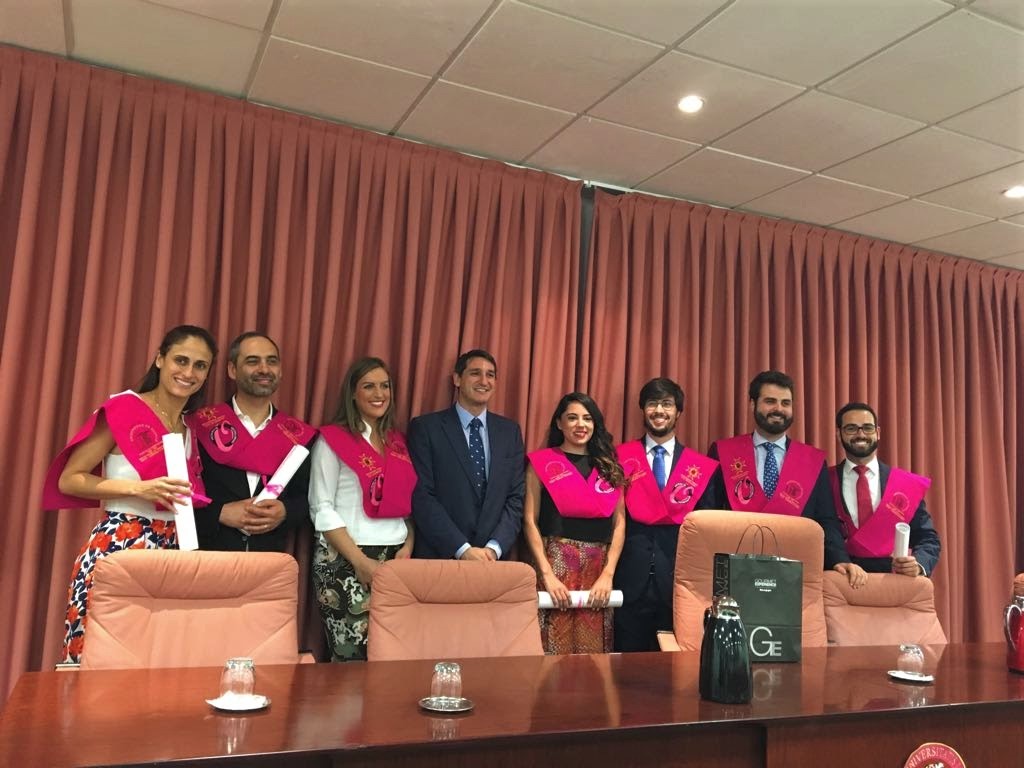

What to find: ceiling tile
left=399, top=81, right=574, bottom=164
left=826, top=128, right=1024, bottom=196
left=144, top=0, right=274, bottom=30
left=641, top=148, right=807, bottom=208
left=69, top=0, right=262, bottom=96
left=273, top=0, right=492, bottom=75
left=988, top=251, right=1024, bottom=269
left=250, top=38, right=430, bottom=132
left=523, top=0, right=727, bottom=45
left=915, top=220, right=1024, bottom=259
left=743, top=176, right=904, bottom=226
left=590, top=51, right=804, bottom=144
left=526, top=117, right=699, bottom=187
left=822, top=10, right=1024, bottom=123
left=971, top=0, right=1024, bottom=28
left=715, top=91, right=923, bottom=172
left=0, top=0, right=65, bottom=54
left=920, top=161, right=1024, bottom=217
left=445, top=2, right=661, bottom=113
left=1006, top=212, right=1024, bottom=225
left=940, top=88, right=1024, bottom=152
left=680, top=0, right=948, bottom=85
left=836, top=200, right=989, bottom=244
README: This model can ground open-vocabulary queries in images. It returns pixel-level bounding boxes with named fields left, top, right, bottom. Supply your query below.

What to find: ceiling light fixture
left=1004, top=185, right=1024, bottom=199
left=677, top=95, right=705, bottom=114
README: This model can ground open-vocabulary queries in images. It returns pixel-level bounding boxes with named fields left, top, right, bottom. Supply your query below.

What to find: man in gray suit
left=408, top=349, right=525, bottom=560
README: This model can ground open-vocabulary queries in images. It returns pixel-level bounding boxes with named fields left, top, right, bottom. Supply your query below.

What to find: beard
left=842, top=436, right=878, bottom=459
left=754, top=409, right=792, bottom=436
left=645, top=414, right=677, bottom=438
left=237, top=374, right=278, bottom=398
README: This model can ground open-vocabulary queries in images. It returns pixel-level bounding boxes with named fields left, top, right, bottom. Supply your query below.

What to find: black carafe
left=698, top=595, right=752, bottom=704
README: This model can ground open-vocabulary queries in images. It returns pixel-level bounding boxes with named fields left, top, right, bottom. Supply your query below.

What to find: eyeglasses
left=644, top=400, right=677, bottom=411
left=841, top=424, right=877, bottom=436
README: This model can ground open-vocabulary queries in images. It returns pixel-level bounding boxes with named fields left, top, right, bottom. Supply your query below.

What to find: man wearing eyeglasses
left=831, top=402, right=940, bottom=577
left=613, top=377, right=719, bottom=651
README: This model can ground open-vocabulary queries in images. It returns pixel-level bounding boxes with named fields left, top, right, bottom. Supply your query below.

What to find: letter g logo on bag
left=749, top=626, right=783, bottom=658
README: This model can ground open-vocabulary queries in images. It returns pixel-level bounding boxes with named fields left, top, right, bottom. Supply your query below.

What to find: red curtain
left=581, top=189, right=1024, bottom=642
left=0, top=47, right=580, bottom=701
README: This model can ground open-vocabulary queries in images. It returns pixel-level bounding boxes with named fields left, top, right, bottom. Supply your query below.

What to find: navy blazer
left=408, top=405, right=525, bottom=559
left=833, top=460, right=941, bottom=576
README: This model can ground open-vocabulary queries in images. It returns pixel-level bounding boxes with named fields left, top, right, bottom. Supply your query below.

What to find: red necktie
left=854, top=464, right=873, bottom=527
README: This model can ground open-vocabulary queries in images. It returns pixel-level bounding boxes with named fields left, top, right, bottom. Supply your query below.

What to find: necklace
left=147, top=394, right=182, bottom=431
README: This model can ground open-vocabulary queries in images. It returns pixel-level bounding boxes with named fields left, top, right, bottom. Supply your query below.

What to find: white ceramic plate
left=206, top=693, right=271, bottom=712
left=418, top=696, right=474, bottom=713
left=887, top=670, right=934, bottom=684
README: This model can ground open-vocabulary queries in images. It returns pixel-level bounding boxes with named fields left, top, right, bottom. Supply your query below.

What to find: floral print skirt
left=538, top=536, right=613, bottom=655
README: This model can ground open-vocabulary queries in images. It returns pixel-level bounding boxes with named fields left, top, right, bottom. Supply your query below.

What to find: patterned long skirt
left=312, top=539, right=402, bottom=661
left=538, top=536, right=613, bottom=655
left=63, top=511, right=177, bottom=663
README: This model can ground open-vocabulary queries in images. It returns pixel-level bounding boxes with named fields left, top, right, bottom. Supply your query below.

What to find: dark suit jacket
left=833, top=460, right=941, bottom=575
left=195, top=413, right=314, bottom=552
left=408, top=406, right=525, bottom=559
left=707, top=435, right=850, bottom=570
left=614, top=438, right=717, bottom=604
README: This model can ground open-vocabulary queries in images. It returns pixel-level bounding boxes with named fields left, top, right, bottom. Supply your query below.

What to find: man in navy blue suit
left=408, top=349, right=525, bottom=560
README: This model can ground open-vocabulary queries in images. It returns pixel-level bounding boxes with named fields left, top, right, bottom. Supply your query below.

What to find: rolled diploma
left=162, top=433, right=198, bottom=551
left=253, top=445, right=310, bottom=502
left=538, top=590, right=624, bottom=609
left=893, top=522, right=911, bottom=558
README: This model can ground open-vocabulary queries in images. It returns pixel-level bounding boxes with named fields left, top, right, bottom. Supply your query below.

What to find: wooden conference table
left=1, top=642, right=1022, bottom=767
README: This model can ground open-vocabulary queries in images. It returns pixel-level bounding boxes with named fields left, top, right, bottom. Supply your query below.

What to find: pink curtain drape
left=580, top=189, right=1024, bottom=643
left=0, top=47, right=580, bottom=701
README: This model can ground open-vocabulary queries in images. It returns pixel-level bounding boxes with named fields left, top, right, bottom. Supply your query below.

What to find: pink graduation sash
left=830, top=464, right=931, bottom=558
left=319, top=425, right=416, bottom=519
left=617, top=440, right=718, bottom=525
left=42, top=391, right=206, bottom=510
left=188, top=402, right=317, bottom=476
left=716, top=434, right=824, bottom=516
left=527, top=447, right=621, bottom=519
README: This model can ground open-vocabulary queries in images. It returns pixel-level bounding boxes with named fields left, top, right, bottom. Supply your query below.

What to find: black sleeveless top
left=537, top=451, right=614, bottom=544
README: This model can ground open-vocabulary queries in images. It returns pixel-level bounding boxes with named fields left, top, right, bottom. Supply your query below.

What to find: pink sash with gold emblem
left=319, top=425, right=416, bottom=519
left=716, top=434, right=824, bottom=516
left=830, top=463, right=930, bottom=558
left=42, top=391, right=206, bottom=510
left=528, top=448, right=620, bottom=519
left=188, top=402, right=317, bottom=476
left=617, top=440, right=718, bottom=525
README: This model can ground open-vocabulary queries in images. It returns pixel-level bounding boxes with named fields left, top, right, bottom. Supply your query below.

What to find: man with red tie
left=831, top=402, right=940, bottom=577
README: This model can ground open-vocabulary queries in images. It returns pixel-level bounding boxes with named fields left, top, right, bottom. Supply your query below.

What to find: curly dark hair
left=546, top=392, right=626, bottom=488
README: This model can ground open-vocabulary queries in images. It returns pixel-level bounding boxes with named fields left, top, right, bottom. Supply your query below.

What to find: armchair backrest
left=822, top=571, right=947, bottom=645
left=367, top=559, right=543, bottom=661
left=81, top=549, right=301, bottom=669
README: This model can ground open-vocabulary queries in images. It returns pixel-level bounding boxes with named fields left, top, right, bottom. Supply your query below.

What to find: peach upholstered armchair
left=367, top=559, right=543, bottom=661
left=822, top=570, right=947, bottom=646
left=657, top=509, right=828, bottom=652
left=80, top=549, right=309, bottom=669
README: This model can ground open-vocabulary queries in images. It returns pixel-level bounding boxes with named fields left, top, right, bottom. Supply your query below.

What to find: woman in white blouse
left=309, top=357, right=415, bottom=661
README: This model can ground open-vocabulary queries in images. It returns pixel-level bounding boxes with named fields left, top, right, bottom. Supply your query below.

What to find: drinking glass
left=896, top=644, right=925, bottom=675
left=220, top=657, right=255, bottom=698
left=430, top=662, right=462, bottom=700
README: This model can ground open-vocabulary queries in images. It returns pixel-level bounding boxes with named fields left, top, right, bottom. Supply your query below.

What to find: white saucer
left=887, top=670, right=934, bottom=684
left=206, top=693, right=271, bottom=712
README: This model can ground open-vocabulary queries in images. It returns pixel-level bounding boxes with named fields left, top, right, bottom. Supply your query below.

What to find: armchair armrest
left=656, top=631, right=682, bottom=652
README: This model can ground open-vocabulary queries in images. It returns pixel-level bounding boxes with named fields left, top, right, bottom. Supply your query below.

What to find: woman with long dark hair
left=523, top=392, right=626, bottom=654
left=309, top=357, right=415, bottom=661
left=43, top=324, right=217, bottom=662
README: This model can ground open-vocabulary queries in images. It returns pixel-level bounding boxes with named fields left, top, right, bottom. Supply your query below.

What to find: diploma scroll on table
left=892, top=522, right=911, bottom=559
left=537, top=590, right=624, bottom=609
left=253, top=445, right=310, bottom=503
left=162, top=433, right=198, bottom=551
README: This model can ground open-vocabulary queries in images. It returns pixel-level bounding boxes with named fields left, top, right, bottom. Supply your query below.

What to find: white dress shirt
left=840, top=457, right=881, bottom=528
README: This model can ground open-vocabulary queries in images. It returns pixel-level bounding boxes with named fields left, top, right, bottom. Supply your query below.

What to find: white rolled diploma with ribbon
left=161, top=433, right=198, bottom=551
left=253, top=445, right=310, bottom=502
left=892, top=522, right=911, bottom=558
left=538, top=590, right=624, bottom=609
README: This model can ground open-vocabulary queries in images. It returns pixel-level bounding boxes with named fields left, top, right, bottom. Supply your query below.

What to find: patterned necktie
left=854, top=464, right=873, bottom=527
left=762, top=442, right=779, bottom=499
left=652, top=444, right=667, bottom=490
left=468, top=417, right=487, bottom=495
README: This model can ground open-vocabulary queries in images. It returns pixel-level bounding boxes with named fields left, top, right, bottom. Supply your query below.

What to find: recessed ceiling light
left=1004, top=185, right=1024, bottom=199
left=677, top=95, right=705, bottom=114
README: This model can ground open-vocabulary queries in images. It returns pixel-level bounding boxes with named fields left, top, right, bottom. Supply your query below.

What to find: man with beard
left=613, top=378, right=719, bottom=651
left=831, top=402, right=940, bottom=576
left=709, top=370, right=858, bottom=582
left=187, top=332, right=317, bottom=552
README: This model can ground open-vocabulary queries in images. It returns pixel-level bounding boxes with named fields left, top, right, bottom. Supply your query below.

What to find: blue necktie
left=468, top=417, right=487, bottom=495
left=762, top=442, right=779, bottom=499
left=652, top=445, right=667, bottom=490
